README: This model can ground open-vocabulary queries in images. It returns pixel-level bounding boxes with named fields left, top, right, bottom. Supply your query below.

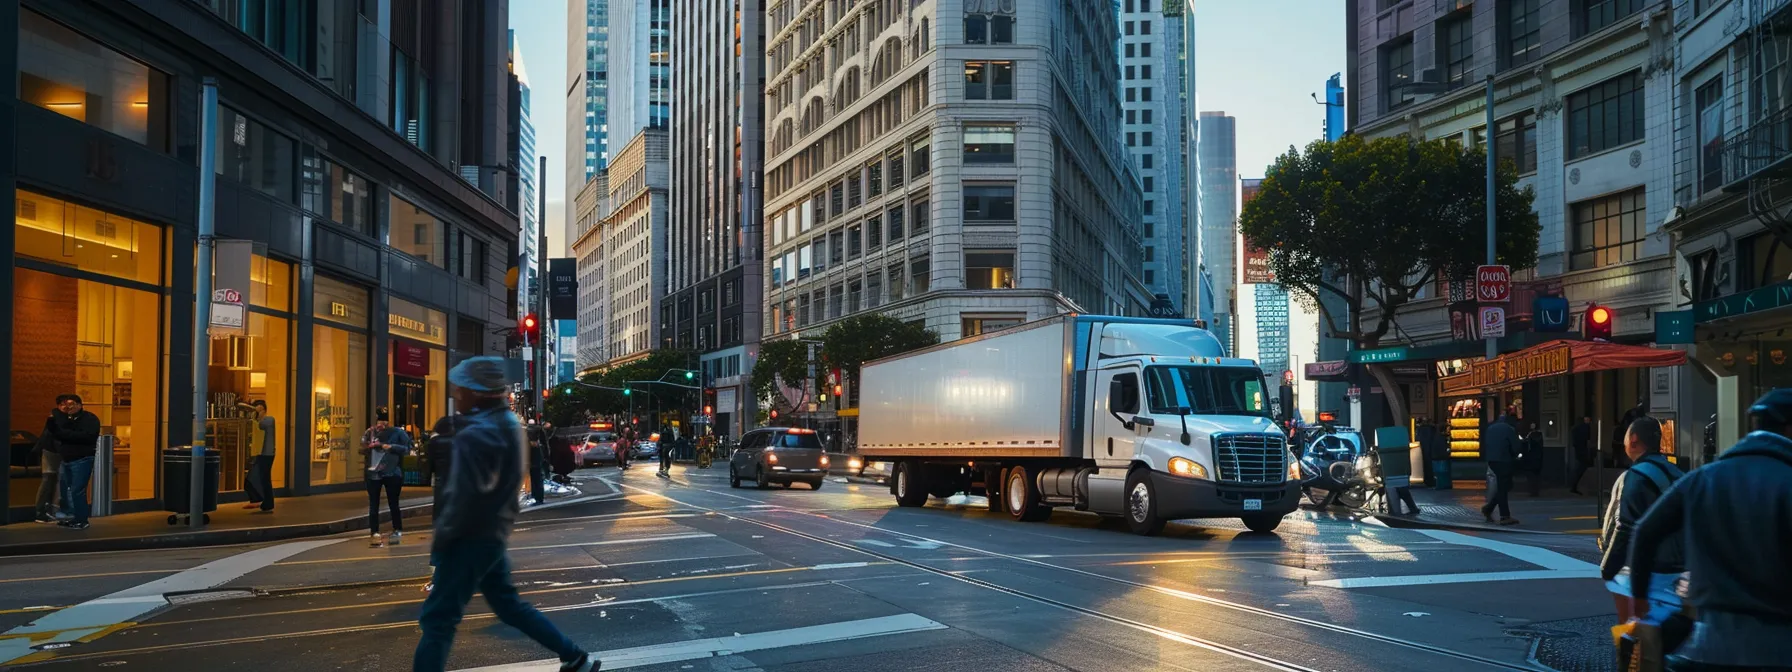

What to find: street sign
left=1350, top=346, right=1409, bottom=364
left=1479, top=306, right=1507, bottom=338
left=1476, top=265, right=1512, bottom=303
left=208, top=288, right=245, bottom=333
left=1656, top=309, right=1695, bottom=344
left=1346, top=386, right=1362, bottom=400
left=1534, top=296, right=1570, bottom=332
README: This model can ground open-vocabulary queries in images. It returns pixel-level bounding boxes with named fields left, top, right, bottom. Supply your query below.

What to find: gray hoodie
left=1630, top=430, right=1792, bottom=667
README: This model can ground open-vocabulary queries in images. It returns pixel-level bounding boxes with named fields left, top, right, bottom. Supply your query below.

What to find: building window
left=866, top=272, right=883, bottom=309
left=1441, top=15, right=1473, bottom=86
left=963, top=184, right=1016, bottom=222
left=1140, top=20, right=1152, bottom=35
left=455, top=232, right=486, bottom=283
left=965, top=61, right=1015, bottom=100
left=1142, top=42, right=1152, bottom=57
left=868, top=216, right=883, bottom=251
left=1505, top=0, right=1541, bottom=68
left=1143, top=176, right=1154, bottom=193
left=1494, top=111, right=1538, bottom=174
left=888, top=204, right=905, bottom=241
left=1141, top=153, right=1154, bottom=169
left=1383, top=39, right=1414, bottom=112
left=301, top=151, right=373, bottom=234
left=1125, top=43, right=1135, bottom=58
left=1697, top=78, right=1725, bottom=193
left=1579, top=0, right=1643, bottom=38
left=1144, top=269, right=1155, bottom=284
left=830, top=230, right=845, bottom=265
left=964, top=124, right=1016, bottom=163
left=1737, top=232, right=1792, bottom=291
left=1141, top=87, right=1153, bottom=102
left=912, top=197, right=930, bottom=234
left=847, top=223, right=863, bottom=259
left=811, top=238, right=828, bottom=273
left=830, top=181, right=845, bottom=217
left=963, top=315, right=1024, bottom=336
left=390, top=194, right=448, bottom=268
left=18, top=10, right=169, bottom=150
left=911, top=136, right=931, bottom=177
left=964, top=6, right=1014, bottom=45
left=888, top=264, right=906, bottom=301
left=868, top=160, right=883, bottom=197
left=1144, top=200, right=1154, bottom=215
left=848, top=279, right=863, bottom=313
left=1567, top=72, right=1643, bottom=159
left=218, top=106, right=297, bottom=203
left=1569, top=188, right=1645, bottom=271
left=911, top=257, right=931, bottom=293
left=829, top=285, right=844, bottom=319
left=965, top=251, right=1016, bottom=289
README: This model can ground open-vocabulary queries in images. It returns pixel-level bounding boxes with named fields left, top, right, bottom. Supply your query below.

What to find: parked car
left=579, top=431, right=619, bottom=466
left=729, top=427, right=829, bottom=489
left=633, top=434, right=660, bottom=460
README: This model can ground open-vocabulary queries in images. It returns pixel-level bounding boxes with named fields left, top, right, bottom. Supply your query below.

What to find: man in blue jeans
left=49, top=394, right=100, bottom=530
left=413, top=357, right=597, bottom=672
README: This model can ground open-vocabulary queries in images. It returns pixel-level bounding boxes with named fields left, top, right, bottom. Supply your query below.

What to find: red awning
left=1565, top=340, right=1686, bottom=373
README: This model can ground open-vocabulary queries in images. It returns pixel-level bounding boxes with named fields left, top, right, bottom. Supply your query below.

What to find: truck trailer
left=857, top=314, right=1298, bottom=534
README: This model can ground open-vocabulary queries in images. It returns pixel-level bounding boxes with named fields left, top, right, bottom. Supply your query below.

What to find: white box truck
left=857, top=314, right=1298, bottom=534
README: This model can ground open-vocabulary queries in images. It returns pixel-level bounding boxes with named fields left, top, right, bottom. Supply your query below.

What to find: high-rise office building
left=761, top=0, right=1148, bottom=355
left=600, top=129, right=670, bottom=365
left=1199, top=111, right=1238, bottom=353
left=566, top=0, right=610, bottom=211
left=511, top=30, right=540, bottom=316
left=1314, top=72, right=1349, bottom=418
left=607, top=0, right=672, bottom=139
left=667, top=0, right=765, bottom=440
left=1118, top=0, right=1186, bottom=311
left=572, top=173, right=611, bottom=372
left=1243, top=178, right=1290, bottom=406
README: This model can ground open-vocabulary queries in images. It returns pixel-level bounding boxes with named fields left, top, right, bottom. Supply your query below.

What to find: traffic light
left=703, top=404, right=714, bottom=415
left=1584, top=304, right=1614, bottom=341
left=770, top=409, right=780, bottom=420
left=684, top=370, right=695, bottom=380
left=622, top=388, right=632, bottom=396
left=519, top=313, right=540, bottom=340
left=832, top=384, right=843, bottom=398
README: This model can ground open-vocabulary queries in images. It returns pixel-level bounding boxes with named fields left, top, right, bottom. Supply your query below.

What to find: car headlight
left=1167, top=456, right=1208, bottom=479
left=848, top=457, right=862, bottom=469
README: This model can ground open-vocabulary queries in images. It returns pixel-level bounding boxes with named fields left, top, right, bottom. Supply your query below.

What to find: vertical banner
left=548, top=258, right=578, bottom=319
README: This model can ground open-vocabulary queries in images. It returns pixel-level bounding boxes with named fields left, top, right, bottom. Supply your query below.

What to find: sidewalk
left=0, top=477, right=617, bottom=556
left=1373, top=479, right=1611, bottom=535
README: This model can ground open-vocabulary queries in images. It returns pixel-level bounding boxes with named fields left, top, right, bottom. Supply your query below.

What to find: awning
left=1439, top=339, right=1686, bottom=397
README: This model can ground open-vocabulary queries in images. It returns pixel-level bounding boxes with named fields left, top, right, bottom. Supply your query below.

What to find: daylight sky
left=513, top=1, right=1347, bottom=257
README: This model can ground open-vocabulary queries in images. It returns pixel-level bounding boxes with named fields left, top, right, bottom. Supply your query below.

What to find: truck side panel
left=859, top=320, right=1074, bottom=459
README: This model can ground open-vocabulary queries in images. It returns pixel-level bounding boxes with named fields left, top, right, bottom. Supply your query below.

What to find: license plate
left=1243, top=499, right=1263, bottom=511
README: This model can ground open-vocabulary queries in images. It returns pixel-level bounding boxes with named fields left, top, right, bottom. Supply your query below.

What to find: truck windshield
left=1143, top=366, right=1271, bottom=418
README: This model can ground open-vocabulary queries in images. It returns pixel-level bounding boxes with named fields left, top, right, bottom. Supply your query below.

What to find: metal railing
left=1721, top=104, right=1792, bottom=189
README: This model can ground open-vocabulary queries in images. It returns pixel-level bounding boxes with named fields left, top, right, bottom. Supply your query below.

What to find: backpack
left=1627, top=456, right=1683, bottom=497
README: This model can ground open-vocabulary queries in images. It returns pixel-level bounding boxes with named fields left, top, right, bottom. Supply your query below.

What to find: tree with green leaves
left=751, top=339, right=812, bottom=420
left=820, top=314, right=939, bottom=398
left=1238, top=134, right=1540, bottom=424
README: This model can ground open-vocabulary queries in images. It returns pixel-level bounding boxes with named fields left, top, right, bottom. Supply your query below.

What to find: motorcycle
left=695, top=438, right=715, bottom=469
left=1296, top=423, right=1382, bottom=510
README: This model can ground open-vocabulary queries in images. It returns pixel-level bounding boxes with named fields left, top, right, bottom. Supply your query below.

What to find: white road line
left=810, top=562, right=870, bottom=570
left=0, top=538, right=344, bottom=665
left=1310, top=569, right=1600, bottom=589
left=507, top=533, right=714, bottom=553
left=452, top=613, right=947, bottom=671
left=1415, top=530, right=1597, bottom=571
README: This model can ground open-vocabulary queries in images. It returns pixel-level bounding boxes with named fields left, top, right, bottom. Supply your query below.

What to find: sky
left=511, top=1, right=570, bottom=257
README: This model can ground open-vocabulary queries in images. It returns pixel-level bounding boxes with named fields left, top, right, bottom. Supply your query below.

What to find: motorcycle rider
left=1627, top=389, right=1792, bottom=669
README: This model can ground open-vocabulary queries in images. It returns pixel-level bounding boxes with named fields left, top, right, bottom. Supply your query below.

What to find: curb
left=0, top=480, right=625, bottom=557
left=1367, top=512, right=1570, bottom=535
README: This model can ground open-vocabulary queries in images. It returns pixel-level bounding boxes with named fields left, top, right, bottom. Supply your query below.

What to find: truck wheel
left=1242, top=514, right=1283, bottom=533
left=1004, top=466, right=1050, bottom=522
left=1124, top=470, right=1166, bottom=536
left=894, top=461, right=929, bottom=507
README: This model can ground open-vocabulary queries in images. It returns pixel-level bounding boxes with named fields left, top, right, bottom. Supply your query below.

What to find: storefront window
left=18, top=9, right=169, bottom=149
left=311, top=276, right=370, bottom=486
left=388, top=299, right=448, bottom=439
left=389, top=194, right=447, bottom=268
left=251, top=254, right=292, bottom=312
left=206, top=313, right=291, bottom=492
left=15, top=190, right=163, bottom=285
left=11, top=268, right=163, bottom=504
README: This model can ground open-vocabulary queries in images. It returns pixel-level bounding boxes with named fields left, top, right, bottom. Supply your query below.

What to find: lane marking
left=1311, top=569, right=1600, bottom=589
left=451, top=613, right=947, bottom=671
left=1552, top=516, right=1598, bottom=521
left=0, top=538, right=343, bottom=665
left=1413, top=530, right=1596, bottom=572
left=274, top=532, right=716, bottom=566
left=0, top=569, right=182, bottom=585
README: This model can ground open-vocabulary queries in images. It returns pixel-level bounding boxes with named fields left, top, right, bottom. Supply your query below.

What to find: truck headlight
left=1168, top=457, right=1208, bottom=479
left=848, top=457, right=862, bottom=470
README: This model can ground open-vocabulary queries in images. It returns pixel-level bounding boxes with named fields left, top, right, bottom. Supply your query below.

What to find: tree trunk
left=1365, top=363, right=1408, bottom=432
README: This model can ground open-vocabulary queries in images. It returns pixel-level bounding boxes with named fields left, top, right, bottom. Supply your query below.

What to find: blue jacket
left=431, top=404, right=526, bottom=554
left=362, top=425, right=412, bottom=480
left=1630, top=431, right=1792, bottom=666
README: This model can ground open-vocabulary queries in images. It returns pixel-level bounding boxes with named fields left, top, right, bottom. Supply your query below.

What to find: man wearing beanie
left=412, top=357, right=597, bottom=672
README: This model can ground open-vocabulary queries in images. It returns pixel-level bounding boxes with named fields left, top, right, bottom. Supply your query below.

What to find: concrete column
left=1717, top=375, right=1740, bottom=453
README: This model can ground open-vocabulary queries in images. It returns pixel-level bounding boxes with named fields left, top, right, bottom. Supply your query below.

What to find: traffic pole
left=191, top=77, right=220, bottom=530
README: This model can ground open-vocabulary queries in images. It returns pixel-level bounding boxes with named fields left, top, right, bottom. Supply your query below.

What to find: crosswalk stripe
left=451, top=613, right=947, bottom=671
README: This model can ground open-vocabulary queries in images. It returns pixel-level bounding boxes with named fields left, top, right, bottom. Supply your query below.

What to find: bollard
left=93, top=436, right=116, bottom=517
left=190, top=444, right=205, bottom=529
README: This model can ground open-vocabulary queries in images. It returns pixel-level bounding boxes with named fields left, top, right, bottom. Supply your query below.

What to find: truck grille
left=1212, top=434, right=1287, bottom=485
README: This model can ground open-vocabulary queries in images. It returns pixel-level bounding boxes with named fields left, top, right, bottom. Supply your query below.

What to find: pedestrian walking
left=1598, top=416, right=1685, bottom=625
left=527, top=421, right=549, bottom=505
left=49, top=394, right=100, bottom=530
left=615, top=428, right=632, bottom=471
left=1627, top=390, right=1792, bottom=669
left=31, top=415, right=62, bottom=524
left=1479, top=413, right=1521, bottom=525
left=241, top=400, right=277, bottom=512
left=658, top=431, right=676, bottom=476
left=1519, top=421, right=1545, bottom=497
left=1569, top=415, right=1594, bottom=494
left=413, top=357, right=598, bottom=672
left=363, top=410, right=412, bottom=547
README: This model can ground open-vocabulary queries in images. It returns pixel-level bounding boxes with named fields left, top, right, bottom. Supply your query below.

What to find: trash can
left=162, top=447, right=220, bottom=525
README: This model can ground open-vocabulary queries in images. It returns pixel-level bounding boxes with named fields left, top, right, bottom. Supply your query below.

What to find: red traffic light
left=770, top=409, right=780, bottom=420
left=832, top=384, right=843, bottom=397
left=1584, top=304, right=1613, bottom=341
left=519, top=313, right=541, bottom=338
left=703, top=405, right=714, bottom=415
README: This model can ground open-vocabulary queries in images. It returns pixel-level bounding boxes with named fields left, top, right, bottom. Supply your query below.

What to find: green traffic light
left=623, top=389, right=632, bottom=396
left=685, top=371, right=695, bottom=380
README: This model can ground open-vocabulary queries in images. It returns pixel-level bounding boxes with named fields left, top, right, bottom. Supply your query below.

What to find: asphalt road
left=0, top=464, right=1615, bottom=671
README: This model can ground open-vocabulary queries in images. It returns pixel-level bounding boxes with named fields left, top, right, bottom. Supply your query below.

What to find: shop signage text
left=1350, top=346, right=1409, bottom=364
left=1534, top=296, right=1569, bottom=332
left=1479, top=306, right=1506, bottom=338
left=1476, top=265, right=1511, bottom=303
left=1439, top=344, right=1571, bottom=396
left=1694, top=280, right=1792, bottom=324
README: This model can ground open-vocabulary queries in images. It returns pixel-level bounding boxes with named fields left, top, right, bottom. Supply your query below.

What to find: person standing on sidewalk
left=242, top=400, right=276, bottom=512
left=414, top=357, right=598, bottom=672
left=32, top=415, right=62, bottom=524
left=1569, top=415, right=1594, bottom=495
left=1598, top=416, right=1685, bottom=624
left=1479, top=414, right=1521, bottom=525
left=1627, top=390, right=1792, bottom=669
left=363, top=410, right=412, bottom=547
left=1519, top=420, right=1545, bottom=498
left=49, top=394, right=100, bottom=530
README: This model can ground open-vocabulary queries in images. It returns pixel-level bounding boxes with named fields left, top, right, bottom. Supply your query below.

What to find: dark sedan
left=729, top=427, right=829, bottom=489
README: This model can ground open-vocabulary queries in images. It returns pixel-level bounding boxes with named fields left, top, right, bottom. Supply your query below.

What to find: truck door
left=1093, top=367, right=1143, bottom=468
